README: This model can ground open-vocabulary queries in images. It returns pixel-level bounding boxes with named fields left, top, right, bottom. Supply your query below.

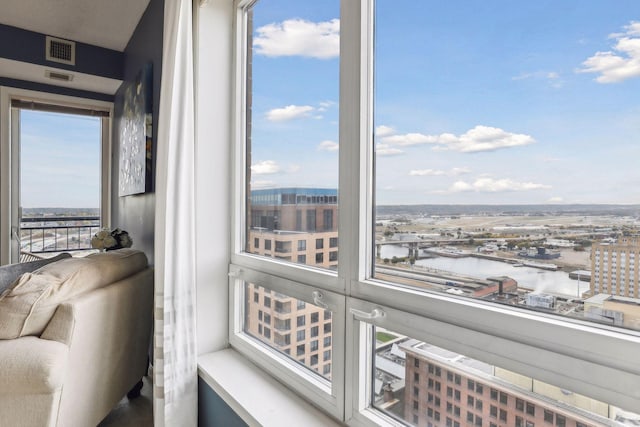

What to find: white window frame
left=229, top=0, right=640, bottom=424
left=0, top=86, right=112, bottom=264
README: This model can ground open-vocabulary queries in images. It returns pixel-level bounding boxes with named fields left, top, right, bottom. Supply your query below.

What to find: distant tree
left=409, top=256, right=416, bottom=265
left=391, top=256, right=399, bottom=264
left=383, top=258, right=390, bottom=264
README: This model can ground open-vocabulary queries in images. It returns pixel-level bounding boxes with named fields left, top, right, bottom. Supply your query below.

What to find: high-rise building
left=245, top=283, right=333, bottom=379
left=400, top=339, right=618, bottom=427
left=590, top=237, right=640, bottom=298
left=245, top=188, right=338, bottom=378
left=247, top=188, right=338, bottom=269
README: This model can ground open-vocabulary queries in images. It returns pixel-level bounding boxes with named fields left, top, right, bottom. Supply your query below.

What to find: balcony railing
left=20, top=216, right=101, bottom=254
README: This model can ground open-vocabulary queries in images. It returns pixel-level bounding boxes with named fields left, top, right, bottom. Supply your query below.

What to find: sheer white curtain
left=153, top=0, right=197, bottom=425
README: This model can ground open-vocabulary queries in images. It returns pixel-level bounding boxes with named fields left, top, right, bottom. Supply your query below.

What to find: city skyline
left=249, top=0, right=640, bottom=205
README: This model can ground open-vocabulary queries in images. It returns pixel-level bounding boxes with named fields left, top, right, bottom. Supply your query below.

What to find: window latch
left=350, top=307, right=386, bottom=321
left=312, top=290, right=329, bottom=309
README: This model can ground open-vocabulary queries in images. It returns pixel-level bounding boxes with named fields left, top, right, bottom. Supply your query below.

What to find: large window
left=230, top=0, right=640, bottom=425
left=373, top=0, right=640, bottom=333
left=243, top=0, right=340, bottom=270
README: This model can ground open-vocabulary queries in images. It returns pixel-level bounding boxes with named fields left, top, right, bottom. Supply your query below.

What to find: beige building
left=245, top=283, right=333, bottom=379
left=584, top=293, right=640, bottom=330
left=245, top=189, right=338, bottom=378
left=400, top=339, right=622, bottom=427
left=591, top=237, right=640, bottom=298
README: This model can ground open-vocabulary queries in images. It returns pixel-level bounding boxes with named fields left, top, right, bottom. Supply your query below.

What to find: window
left=316, top=238, right=324, bottom=250
left=544, top=410, right=554, bottom=423
left=330, top=237, right=338, bottom=248
left=298, top=240, right=306, bottom=251
left=526, top=402, right=535, bottom=417
left=229, top=0, right=640, bottom=425
left=297, top=315, right=305, bottom=327
left=499, top=392, right=508, bottom=405
left=296, top=330, right=305, bottom=341
left=516, top=398, right=524, bottom=411
left=254, top=238, right=259, bottom=248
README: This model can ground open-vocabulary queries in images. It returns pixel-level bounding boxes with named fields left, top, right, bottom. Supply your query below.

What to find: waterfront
left=379, top=245, right=590, bottom=297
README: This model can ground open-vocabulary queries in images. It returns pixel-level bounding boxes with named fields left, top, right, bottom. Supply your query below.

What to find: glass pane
left=244, top=0, right=340, bottom=270
left=244, top=282, right=333, bottom=381
left=373, top=1, right=640, bottom=331
left=373, top=327, right=640, bottom=426
left=20, top=110, right=101, bottom=256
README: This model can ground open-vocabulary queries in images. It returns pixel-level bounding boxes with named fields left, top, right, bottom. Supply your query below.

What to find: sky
left=20, top=110, right=100, bottom=208
left=248, top=0, right=640, bottom=205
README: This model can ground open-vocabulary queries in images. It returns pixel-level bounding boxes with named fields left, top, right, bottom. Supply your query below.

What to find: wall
left=198, top=378, right=248, bottom=427
left=111, top=0, right=164, bottom=264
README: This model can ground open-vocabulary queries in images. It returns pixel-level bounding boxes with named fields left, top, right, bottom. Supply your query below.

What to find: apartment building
left=401, top=339, right=613, bottom=427
left=591, top=237, right=640, bottom=298
left=247, top=188, right=338, bottom=269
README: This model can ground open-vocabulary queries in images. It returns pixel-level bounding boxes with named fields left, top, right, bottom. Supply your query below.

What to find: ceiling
left=0, top=0, right=151, bottom=94
left=0, top=0, right=151, bottom=51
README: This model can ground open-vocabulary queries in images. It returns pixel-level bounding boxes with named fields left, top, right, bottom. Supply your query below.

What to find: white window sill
left=198, top=349, right=342, bottom=427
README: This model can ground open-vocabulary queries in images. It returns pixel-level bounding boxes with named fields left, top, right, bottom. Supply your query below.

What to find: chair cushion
left=0, top=253, right=71, bottom=295
left=0, top=249, right=148, bottom=339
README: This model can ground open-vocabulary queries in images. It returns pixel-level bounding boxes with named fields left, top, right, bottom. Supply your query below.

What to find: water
left=379, top=245, right=589, bottom=297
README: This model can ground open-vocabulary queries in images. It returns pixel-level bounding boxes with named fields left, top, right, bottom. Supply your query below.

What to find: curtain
left=153, top=0, right=197, bottom=425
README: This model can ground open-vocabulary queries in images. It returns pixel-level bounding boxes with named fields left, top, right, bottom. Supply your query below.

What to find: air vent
left=45, top=70, right=74, bottom=82
left=46, top=36, right=75, bottom=66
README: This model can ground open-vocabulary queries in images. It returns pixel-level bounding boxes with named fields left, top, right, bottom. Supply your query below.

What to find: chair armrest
left=0, top=336, right=68, bottom=394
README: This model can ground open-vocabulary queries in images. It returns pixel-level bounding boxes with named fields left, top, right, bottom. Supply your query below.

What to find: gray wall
left=111, top=0, right=164, bottom=264
left=198, top=378, right=248, bottom=427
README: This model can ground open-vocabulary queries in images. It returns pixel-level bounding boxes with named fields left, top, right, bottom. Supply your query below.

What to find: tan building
left=247, top=187, right=338, bottom=269
left=584, top=293, right=640, bottom=330
left=591, top=237, right=640, bottom=298
left=245, top=189, right=338, bottom=378
left=401, top=339, right=616, bottom=427
left=245, top=283, right=333, bottom=379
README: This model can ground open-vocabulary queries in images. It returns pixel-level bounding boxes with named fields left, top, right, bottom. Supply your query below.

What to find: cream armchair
left=0, top=249, right=153, bottom=427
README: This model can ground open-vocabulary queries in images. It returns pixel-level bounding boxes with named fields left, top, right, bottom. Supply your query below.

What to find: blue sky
left=21, top=110, right=100, bottom=208
left=249, top=0, right=640, bottom=205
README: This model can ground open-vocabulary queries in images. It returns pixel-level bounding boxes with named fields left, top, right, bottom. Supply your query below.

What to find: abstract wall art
left=119, top=63, right=153, bottom=196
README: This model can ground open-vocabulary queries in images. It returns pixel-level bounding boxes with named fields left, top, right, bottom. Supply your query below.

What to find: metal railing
left=20, top=216, right=101, bottom=254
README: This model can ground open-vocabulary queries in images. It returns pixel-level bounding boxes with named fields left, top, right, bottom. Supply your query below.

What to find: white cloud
left=579, top=21, right=640, bottom=83
left=317, top=101, right=336, bottom=112
left=375, top=125, right=395, bottom=137
left=512, top=71, right=563, bottom=88
left=445, top=177, right=551, bottom=193
left=380, top=125, right=535, bottom=153
left=410, top=169, right=446, bottom=176
left=251, top=180, right=277, bottom=189
left=547, top=196, right=564, bottom=203
left=410, top=167, right=470, bottom=177
left=375, top=143, right=404, bottom=156
left=251, top=160, right=281, bottom=175
left=450, top=167, right=471, bottom=176
left=266, top=105, right=315, bottom=121
left=318, top=140, right=339, bottom=152
left=254, top=19, right=339, bottom=59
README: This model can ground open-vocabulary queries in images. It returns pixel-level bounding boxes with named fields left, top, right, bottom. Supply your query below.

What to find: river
left=379, top=245, right=589, bottom=297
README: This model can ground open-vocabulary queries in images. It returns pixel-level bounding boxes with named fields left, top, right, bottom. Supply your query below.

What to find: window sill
left=198, top=349, right=342, bottom=427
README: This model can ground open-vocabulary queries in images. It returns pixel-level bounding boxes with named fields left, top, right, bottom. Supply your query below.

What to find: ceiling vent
left=45, top=70, right=74, bottom=82
left=46, top=36, right=75, bottom=66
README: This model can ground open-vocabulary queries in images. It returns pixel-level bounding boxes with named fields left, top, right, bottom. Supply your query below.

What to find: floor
left=98, top=376, right=153, bottom=427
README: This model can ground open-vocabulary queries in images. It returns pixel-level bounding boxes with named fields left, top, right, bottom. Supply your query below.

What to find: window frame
left=230, top=0, right=640, bottom=425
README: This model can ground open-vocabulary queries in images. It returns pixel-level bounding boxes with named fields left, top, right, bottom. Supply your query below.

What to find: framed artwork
left=119, top=63, right=153, bottom=196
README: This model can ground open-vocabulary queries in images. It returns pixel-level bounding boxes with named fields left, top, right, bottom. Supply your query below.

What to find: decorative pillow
left=0, top=248, right=148, bottom=339
left=0, top=253, right=71, bottom=295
